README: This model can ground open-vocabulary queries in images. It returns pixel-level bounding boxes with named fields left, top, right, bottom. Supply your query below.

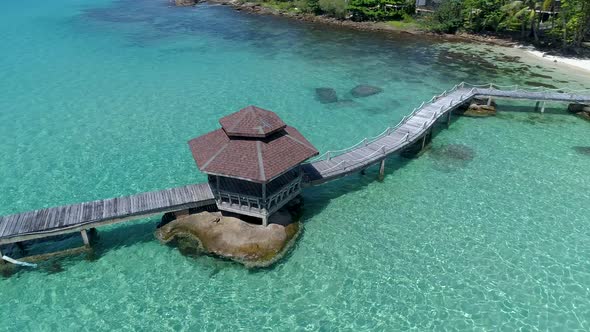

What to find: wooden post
left=534, top=101, right=540, bottom=112
left=262, top=216, right=268, bottom=227
left=487, top=97, right=493, bottom=106
left=421, top=134, right=427, bottom=150
left=446, top=111, right=451, bottom=128
left=378, top=159, right=385, bottom=181
left=81, top=229, right=90, bottom=247
left=541, top=101, right=546, bottom=113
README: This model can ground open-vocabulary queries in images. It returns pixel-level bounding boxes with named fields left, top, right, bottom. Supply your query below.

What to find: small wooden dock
left=1, top=82, right=589, bottom=262
left=0, top=183, right=214, bottom=250
left=302, top=83, right=590, bottom=185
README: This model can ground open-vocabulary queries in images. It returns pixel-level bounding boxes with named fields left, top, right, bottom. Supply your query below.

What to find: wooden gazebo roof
left=188, top=106, right=318, bottom=183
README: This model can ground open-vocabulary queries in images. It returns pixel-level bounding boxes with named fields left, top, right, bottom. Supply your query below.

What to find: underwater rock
left=351, top=85, right=383, bottom=98
left=432, top=144, right=475, bottom=161
left=429, top=144, right=475, bottom=172
left=174, top=0, right=196, bottom=6
left=315, top=87, right=338, bottom=104
left=156, top=211, right=300, bottom=267
left=573, top=146, right=590, bottom=156
left=462, top=104, right=496, bottom=117
left=524, top=81, right=557, bottom=89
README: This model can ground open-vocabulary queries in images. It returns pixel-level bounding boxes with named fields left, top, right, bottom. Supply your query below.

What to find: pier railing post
left=81, top=229, right=90, bottom=248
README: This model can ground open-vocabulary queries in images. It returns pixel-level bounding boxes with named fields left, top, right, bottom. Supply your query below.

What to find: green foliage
left=318, top=0, right=348, bottom=18
left=250, top=0, right=589, bottom=49
left=348, top=0, right=415, bottom=21
left=422, top=0, right=463, bottom=33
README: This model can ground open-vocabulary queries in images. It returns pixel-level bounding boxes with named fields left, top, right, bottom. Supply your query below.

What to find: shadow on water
left=573, top=146, right=590, bottom=156
left=0, top=218, right=161, bottom=277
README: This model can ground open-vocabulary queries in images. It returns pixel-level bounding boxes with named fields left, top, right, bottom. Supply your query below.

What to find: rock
left=573, top=146, right=590, bottom=156
left=156, top=211, right=300, bottom=267
left=315, top=87, right=338, bottom=104
left=462, top=103, right=496, bottom=117
left=351, top=85, right=383, bottom=98
left=568, top=104, right=590, bottom=121
left=429, top=144, right=475, bottom=172
left=174, top=0, right=196, bottom=6
left=575, top=111, right=590, bottom=121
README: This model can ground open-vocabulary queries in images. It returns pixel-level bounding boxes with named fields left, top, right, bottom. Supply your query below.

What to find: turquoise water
left=1, top=0, right=590, bottom=330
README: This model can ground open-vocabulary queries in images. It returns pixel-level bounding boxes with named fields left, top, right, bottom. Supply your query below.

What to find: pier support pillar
left=81, top=229, right=90, bottom=248
left=421, top=134, right=427, bottom=150
left=378, top=160, right=385, bottom=181
left=535, top=101, right=540, bottom=112
left=446, top=111, right=451, bottom=128
left=0, top=248, right=4, bottom=265
left=541, top=101, right=546, bottom=113
left=486, top=97, right=493, bottom=106
left=262, top=216, right=268, bottom=227
left=361, top=169, right=366, bottom=175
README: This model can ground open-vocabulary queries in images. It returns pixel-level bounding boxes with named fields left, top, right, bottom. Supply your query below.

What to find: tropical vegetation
left=253, top=0, right=589, bottom=51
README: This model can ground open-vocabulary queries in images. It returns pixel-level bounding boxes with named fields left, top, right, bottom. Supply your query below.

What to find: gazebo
left=188, top=106, right=319, bottom=226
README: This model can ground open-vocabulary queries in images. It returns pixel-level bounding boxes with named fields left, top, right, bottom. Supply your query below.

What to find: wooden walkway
left=1, top=82, right=589, bottom=253
left=302, top=83, right=590, bottom=185
left=0, top=183, right=214, bottom=246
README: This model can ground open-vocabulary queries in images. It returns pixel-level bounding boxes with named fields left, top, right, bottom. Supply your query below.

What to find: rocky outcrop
left=351, top=85, right=383, bottom=98
left=568, top=103, right=590, bottom=121
left=316, top=87, right=338, bottom=104
left=463, top=103, right=496, bottom=117
left=156, top=211, right=300, bottom=267
left=174, top=0, right=196, bottom=6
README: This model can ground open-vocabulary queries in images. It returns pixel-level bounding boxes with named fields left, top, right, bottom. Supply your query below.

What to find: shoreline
left=204, top=0, right=590, bottom=74
left=518, top=46, right=590, bottom=74
left=205, top=0, right=516, bottom=46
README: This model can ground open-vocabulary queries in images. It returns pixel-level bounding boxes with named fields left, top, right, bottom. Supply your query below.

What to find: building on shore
left=187, top=106, right=319, bottom=226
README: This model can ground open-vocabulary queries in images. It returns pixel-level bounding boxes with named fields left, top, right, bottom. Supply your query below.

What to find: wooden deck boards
left=303, top=87, right=590, bottom=185
left=0, top=183, right=215, bottom=244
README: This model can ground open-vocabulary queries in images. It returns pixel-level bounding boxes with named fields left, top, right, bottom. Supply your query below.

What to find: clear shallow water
left=1, top=0, right=590, bottom=330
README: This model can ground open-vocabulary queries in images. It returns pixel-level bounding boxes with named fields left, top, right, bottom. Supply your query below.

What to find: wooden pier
left=302, top=83, right=590, bottom=185
left=0, top=183, right=214, bottom=251
left=1, top=82, right=589, bottom=262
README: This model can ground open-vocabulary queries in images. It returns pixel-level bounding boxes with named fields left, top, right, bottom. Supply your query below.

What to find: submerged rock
left=568, top=104, right=590, bottom=121
left=156, top=211, right=300, bottom=267
left=315, top=87, right=338, bottom=104
left=429, top=144, right=475, bottom=172
left=573, top=146, right=590, bottom=156
left=524, top=81, right=557, bottom=89
left=463, top=103, right=496, bottom=117
left=351, top=85, right=383, bottom=98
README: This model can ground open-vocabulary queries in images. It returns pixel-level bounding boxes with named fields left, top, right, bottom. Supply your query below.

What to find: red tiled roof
left=188, top=118, right=319, bottom=183
left=219, top=106, right=287, bottom=138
